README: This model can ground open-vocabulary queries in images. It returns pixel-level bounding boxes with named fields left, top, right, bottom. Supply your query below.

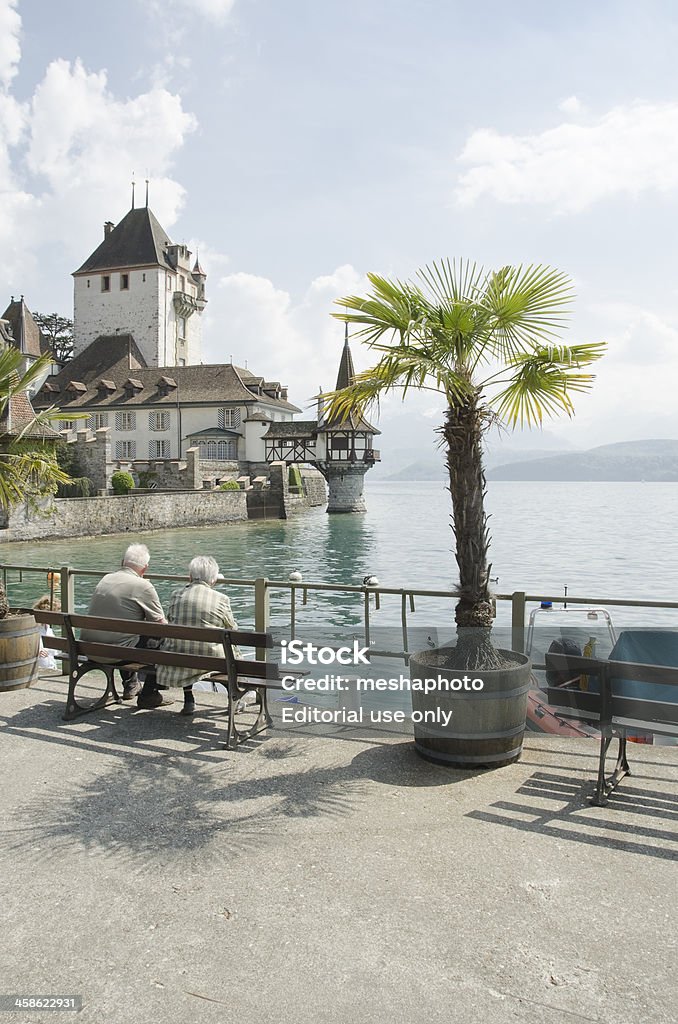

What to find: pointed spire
left=335, top=323, right=355, bottom=391
left=131, top=173, right=136, bottom=209
left=145, top=178, right=149, bottom=208
left=192, top=251, right=206, bottom=277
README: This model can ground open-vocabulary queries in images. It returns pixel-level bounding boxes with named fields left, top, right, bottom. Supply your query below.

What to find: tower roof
left=73, top=207, right=174, bottom=275
left=1, top=298, right=50, bottom=359
left=335, top=324, right=355, bottom=391
left=192, top=254, right=206, bottom=277
left=321, top=327, right=379, bottom=435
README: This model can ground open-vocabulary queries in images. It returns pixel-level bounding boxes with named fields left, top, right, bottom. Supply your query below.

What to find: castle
left=29, top=196, right=379, bottom=513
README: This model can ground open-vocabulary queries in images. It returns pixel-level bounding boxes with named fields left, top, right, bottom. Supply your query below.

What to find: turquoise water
left=2, top=481, right=678, bottom=632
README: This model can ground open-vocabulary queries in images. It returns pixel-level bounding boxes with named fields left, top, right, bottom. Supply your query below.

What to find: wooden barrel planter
left=0, top=613, right=41, bottom=692
left=409, top=648, right=531, bottom=768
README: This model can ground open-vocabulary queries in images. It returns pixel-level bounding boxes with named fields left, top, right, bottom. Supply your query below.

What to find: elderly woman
left=157, top=555, right=242, bottom=716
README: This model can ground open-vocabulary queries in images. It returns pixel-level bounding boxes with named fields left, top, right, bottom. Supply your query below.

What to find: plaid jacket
left=156, top=581, right=238, bottom=689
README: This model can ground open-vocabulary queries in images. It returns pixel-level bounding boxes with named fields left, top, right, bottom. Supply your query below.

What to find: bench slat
left=546, top=652, right=678, bottom=687
left=32, top=611, right=271, bottom=648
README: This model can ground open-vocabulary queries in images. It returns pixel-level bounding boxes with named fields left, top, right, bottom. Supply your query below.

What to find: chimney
left=104, top=221, right=114, bottom=238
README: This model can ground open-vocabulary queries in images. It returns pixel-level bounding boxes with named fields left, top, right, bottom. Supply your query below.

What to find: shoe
left=235, top=689, right=258, bottom=714
left=122, top=679, right=142, bottom=700
left=137, top=691, right=174, bottom=709
left=180, top=700, right=196, bottom=716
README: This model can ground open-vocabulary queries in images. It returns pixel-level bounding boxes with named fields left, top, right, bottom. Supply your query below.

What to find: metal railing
left=3, top=562, right=678, bottom=663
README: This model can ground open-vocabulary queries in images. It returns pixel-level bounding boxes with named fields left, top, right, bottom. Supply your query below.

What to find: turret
left=317, top=326, right=380, bottom=513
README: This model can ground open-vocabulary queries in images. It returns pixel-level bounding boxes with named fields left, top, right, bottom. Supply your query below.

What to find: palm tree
left=0, top=346, right=69, bottom=618
left=325, top=260, right=605, bottom=667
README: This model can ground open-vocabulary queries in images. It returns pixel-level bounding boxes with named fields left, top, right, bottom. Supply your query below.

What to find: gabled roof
left=263, top=421, right=318, bottom=439
left=33, top=334, right=302, bottom=413
left=2, top=298, right=50, bottom=359
left=73, top=207, right=174, bottom=275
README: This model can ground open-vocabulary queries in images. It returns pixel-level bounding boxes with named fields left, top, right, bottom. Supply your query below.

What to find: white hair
left=189, top=555, right=220, bottom=586
left=122, top=544, right=151, bottom=571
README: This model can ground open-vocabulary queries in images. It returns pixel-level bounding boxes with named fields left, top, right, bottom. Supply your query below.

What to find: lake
left=2, top=481, right=677, bottom=635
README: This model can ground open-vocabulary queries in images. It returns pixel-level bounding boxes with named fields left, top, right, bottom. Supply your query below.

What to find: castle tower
left=72, top=198, right=207, bottom=368
left=318, top=327, right=380, bottom=513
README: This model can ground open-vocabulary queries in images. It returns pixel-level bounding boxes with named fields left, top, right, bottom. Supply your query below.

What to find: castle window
left=179, top=275, right=185, bottom=292
left=199, top=440, right=236, bottom=460
left=218, top=407, right=240, bottom=429
left=115, top=440, right=136, bottom=459
left=115, top=411, right=136, bottom=431
left=120, top=273, right=129, bottom=290
left=87, top=280, right=90, bottom=288
left=149, top=440, right=171, bottom=458
left=142, top=273, right=146, bottom=283
left=87, top=413, right=109, bottom=430
left=178, top=316, right=186, bottom=339
left=149, top=411, right=170, bottom=431
left=102, top=275, right=110, bottom=292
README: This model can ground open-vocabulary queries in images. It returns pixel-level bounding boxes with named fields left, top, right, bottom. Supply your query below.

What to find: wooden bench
left=545, top=650, right=678, bottom=805
left=33, top=610, right=287, bottom=750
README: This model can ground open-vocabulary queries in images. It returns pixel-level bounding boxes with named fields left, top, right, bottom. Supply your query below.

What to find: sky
left=3, top=0, right=678, bottom=454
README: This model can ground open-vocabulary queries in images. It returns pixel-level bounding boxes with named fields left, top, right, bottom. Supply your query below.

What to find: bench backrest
left=32, top=610, right=278, bottom=681
left=545, top=651, right=678, bottom=733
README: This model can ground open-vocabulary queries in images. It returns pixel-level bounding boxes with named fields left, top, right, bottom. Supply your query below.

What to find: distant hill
left=487, top=440, right=678, bottom=481
left=384, top=448, right=572, bottom=481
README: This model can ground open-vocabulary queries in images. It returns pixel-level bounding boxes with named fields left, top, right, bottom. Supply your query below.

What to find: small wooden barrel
left=0, top=614, right=41, bottom=691
left=409, top=648, right=531, bottom=768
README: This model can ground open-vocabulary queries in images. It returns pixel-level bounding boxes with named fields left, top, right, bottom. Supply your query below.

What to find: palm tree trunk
left=443, top=394, right=498, bottom=666
left=0, top=580, right=9, bottom=619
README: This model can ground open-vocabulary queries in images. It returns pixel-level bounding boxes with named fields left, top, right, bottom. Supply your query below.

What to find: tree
left=326, top=260, right=605, bottom=666
left=0, top=346, right=70, bottom=617
left=33, top=311, right=74, bottom=364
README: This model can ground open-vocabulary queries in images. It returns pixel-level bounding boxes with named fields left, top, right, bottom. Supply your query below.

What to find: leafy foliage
left=0, top=346, right=70, bottom=514
left=111, top=470, right=134, bottom=495
left=32, top=311, right=74, bottom=364
left=325, top=260, right=605, bottom=651
left=219, top=479, right=241, bottom=490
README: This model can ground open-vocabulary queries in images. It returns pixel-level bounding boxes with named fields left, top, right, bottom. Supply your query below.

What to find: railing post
left=254, top=577, right=269, bottom=659
left=511, top=591, right=526, bottom=654
left=60, top=565, right=75, bottom=614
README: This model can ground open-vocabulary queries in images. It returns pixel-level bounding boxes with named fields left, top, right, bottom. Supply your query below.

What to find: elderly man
left=81, top=543, right=168, bottom=707
left=157, top=555, right=251, bottom=716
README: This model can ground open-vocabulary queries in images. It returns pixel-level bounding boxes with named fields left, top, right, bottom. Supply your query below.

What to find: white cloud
left=202, top=264, right=368, bottom=409
left=2, top=48, right=196, bottom=291
left=189, top=0, right=236, bottom=20
left=0, top=0, right=21, bottom=88
left=558, top=95, right=583, bottom=116
left=455, top=101, right=678, bottom=213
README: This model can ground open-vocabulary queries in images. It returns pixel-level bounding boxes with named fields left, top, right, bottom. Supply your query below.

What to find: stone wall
left=4, top=489, right=247, bottom=543
left=68, top=428, right=112, bottom=491
left=131, top=448, right=201, bottom=490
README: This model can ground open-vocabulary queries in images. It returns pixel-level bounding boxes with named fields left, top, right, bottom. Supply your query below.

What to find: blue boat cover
left=608, top=630, right=678, bottom=704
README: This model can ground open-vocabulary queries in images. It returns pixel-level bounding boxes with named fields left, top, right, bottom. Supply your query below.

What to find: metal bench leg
left=591, top=729, right=630, bottom=806
left=223, top=686, right=273, bottom=750
left=63, top=663, right=121, bottom=722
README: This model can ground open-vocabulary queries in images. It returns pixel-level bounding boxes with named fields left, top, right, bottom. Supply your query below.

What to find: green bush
left=111, top=470, right=135, bottom=495
left=219, top=479, right=240, bottom=491
left=288, top=465, right=302, bottom=489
